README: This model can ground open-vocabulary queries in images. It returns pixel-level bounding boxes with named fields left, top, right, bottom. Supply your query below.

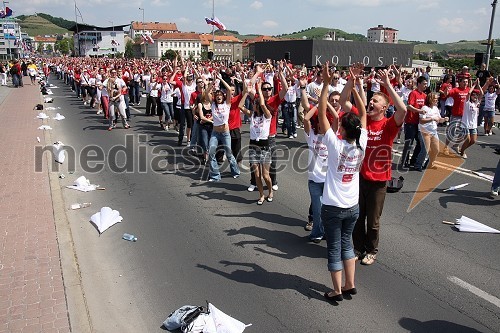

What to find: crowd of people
left=16, top=55, right=500, bottom=302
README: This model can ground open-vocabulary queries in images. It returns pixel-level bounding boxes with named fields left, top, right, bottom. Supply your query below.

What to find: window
left=161, top=42, right=164, bottom=47
left=111, top=47, right=117, bottom=52
left=110, top=32, right=116, bottom=37
left=93, top=47, right=99, bottom=52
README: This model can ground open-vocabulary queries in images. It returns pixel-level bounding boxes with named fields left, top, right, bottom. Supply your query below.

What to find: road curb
left=42, top=93, right=93, bottom=333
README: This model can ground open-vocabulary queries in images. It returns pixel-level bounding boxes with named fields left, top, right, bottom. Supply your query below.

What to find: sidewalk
left=0, top=79, right=71, bottom=333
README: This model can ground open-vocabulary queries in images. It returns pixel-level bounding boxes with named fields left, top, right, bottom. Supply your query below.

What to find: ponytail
left=355, top=125, right=363, bottom=152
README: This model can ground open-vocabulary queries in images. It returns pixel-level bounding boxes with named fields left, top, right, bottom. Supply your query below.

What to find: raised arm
left=376, top=68, right=407, bottom=126
left=277, top=61, right=288, bottom=100
left=238, top=81, right=252, bottom=116
left=318, top=62, right=332, bottom=134
left=351, top=67, right=367, bottom=129
left=303, top=104, right=318, bottom=135
left=217, top=73, right=232, bottom=105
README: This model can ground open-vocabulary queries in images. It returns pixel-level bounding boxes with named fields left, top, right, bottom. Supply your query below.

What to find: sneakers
left=247, top=185, right=256, bottom=192
left=293, top=133, right=298, bottom=138
left=288, top=135, right=294, bottom=139
left=304, top=221, right=313, bottom=231
left=354, top=250, right=363, bottom=261
left=492, top=188, right=499, bottom=196
left=461, top=152, right=467, bottom=159
left=233, top=174, right=240, bottom=179
left=361, top=253, right=376, bottom=265
left=443, top=147, right=450, bottom=156
left=310, top=237, right=322, bottom=244
left=208, top=178, right=220, bottom=182
left=272, top=184, right=279, bottom=191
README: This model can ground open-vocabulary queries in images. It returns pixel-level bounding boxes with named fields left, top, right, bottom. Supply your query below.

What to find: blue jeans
left=190, top=121, right=200, bottom=147
left=492, top=158, right=500, bottom=192
left=208, top=131, right=240, bottom=180
left=321, top=204, right=359, bottom=272
left=308, top=180, right=325, bottom=240
left=415, top=131, right=427, bottom=169
left=162, top=102, right=174, bottom=122
left=200, top=125, right=212, bottom=154
left=401, top=123, right=421, bottom=167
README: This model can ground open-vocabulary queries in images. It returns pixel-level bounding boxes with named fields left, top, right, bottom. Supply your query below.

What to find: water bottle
left=70, top=202, right=91, bottom=210
left=122, top=233, right=137, bottom=242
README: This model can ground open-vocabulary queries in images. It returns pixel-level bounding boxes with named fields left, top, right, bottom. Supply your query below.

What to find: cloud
left=151, top=0, right=169, bottom=6
left=306, top=0, right=403, bottom=8
left=250, top=1, right=263, bottom=9
left=177, top=17, right=190, bottom=24
left=262, top=20, right=278, bottom=28
left=417, top=1, right=438, bottom=11
left=474, top=7, right=488, bottom=15
left=437, top=17, right=465, bottom=34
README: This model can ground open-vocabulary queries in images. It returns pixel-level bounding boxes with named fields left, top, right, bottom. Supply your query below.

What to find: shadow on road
left=399, top=317, right=483, bottom=333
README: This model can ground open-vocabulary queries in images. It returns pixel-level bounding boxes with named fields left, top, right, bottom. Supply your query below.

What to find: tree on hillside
left=46, top=44, right=53, bottom=53
left=161, top=49, right=178, bottom=61
left=54, top=38, right=73, bottom=55
left=37, top=13, right=75, bottom=29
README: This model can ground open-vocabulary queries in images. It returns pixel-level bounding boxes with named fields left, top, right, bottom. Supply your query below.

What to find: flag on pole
left=205, top=16, right=226, bottom=31
left=0, top=7, right=13, bottom=18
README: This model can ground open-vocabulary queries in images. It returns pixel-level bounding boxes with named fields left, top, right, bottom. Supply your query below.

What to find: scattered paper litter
left=53, top=141, right=65, bottom=163
left=454, top=216, right=500, bottom=234
left=44, top=97, right=53, bottom=103
left=45, top=106, right=61, bottom=111
left=204, top=303, right=251, bottom=333
left=66, top=176, right=99, bottom=192
left=36, top=137, right=40, bottom=143
left=47, top=90, right=53, bottom=95
left=472, top=171, right=494, bottom=182
left=90, top=207, right=123, bottom=234
left=443, top=183, right=469, bottom=192
left=36, top=112, right=49, bottom=119
left=53, top=113, right=65, bottom=120
left=38, top=125, right=52, bottom=130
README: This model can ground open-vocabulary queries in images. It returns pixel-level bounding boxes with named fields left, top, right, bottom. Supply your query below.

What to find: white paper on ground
left=53, top=113, right=65, bottom=120
left=66, top=175, right=99, bottom=192
left=53, top=141, right=65, bottom=163
left=472, top=171, right=494, bottom=182
left=36, top=112, right=49, bottom=119
left=443, top=183, right=469, bottom=192
left=203, top=303, right=251, bottom=333
left=44, top=97, right=53, bottom=103
left=456, top=216, right=500, bottom=234
left=90, top=207, right=123, bottom=234
left=36, top=137, right=40, bottom=143
left=45, top=107, right=61, bottom=110
left=47, top=90, right=53, bottom=95
left=38, top=125, right=52, bottom=130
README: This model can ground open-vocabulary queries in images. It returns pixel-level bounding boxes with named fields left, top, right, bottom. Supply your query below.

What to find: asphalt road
left=43, top=77, right=499, bottom=333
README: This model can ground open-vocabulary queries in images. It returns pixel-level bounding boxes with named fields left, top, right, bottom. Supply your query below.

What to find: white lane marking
left=448, top=276, right=500, bottom=309
left=130, top=106, right=143, bottom=114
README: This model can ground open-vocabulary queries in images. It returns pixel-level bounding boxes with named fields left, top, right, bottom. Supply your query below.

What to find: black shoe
left=341, top=288, right=357, bottom=295
left=324, top=292, right=343, bottom=302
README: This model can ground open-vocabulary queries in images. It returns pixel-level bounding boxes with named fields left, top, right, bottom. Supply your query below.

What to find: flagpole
left=212, top=0, right=215, bottom=60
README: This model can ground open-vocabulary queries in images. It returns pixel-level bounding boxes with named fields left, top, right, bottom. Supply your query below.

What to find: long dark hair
left=341, top=112, right=363, bottom=151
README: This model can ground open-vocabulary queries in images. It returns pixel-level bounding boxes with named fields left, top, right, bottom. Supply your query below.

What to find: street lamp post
left=138, top=7, right=146, bottom=58
left=485, top=0, right=498, bottom=70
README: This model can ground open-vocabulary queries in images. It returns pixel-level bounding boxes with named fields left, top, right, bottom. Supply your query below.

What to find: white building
left=147, top=32, right=202, bottom=60
left=0, top=20, right=22, bottom=59
left=70, top=23, right=127, bottom=57
left=130, top=21, right=178, bottom=40
left=367, top=25, right=399, bottom=44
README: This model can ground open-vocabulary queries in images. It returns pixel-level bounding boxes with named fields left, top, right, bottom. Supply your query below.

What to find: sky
left=10, top=0, right=500, bottom=44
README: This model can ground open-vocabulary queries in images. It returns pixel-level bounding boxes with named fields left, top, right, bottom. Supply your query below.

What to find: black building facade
left=250, top=40, right=414, bottom=68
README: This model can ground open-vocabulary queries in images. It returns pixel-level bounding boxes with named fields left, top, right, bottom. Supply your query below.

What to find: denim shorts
left=468, top=128, right=477, bottom=135
left=484, top=109, right=495, bottom=118
left=249, top=146, right=271, bottom=164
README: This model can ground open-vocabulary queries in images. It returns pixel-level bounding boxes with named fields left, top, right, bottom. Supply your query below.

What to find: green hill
left=412, top=40, right=500, bottom=55
left=15, top=14, right=71, bottom=36
left=276, top=27, right=367, bottom=41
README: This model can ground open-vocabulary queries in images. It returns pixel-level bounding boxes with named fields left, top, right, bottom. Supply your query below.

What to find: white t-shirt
left=149, top=82, right=159, bottom=98
left=173, top=88, right=182, bottom=107
left=484, top=91, right=498, bottom=110
left=462, top=101, right=479, bottom=129
left=160, top=83, right=173, bottom=103
left=305, top=129, right=328, bottom=183
left=103, top=78, right=126, bottom=102
left=322, top=127, right=368, bottom=208
left=419, top=105, right=439, bottom=135
left=211, top=102, right=230, bottom=127
left=249, top=114, right=271, bottom=141
left=182, top=82, right=196, bottom=109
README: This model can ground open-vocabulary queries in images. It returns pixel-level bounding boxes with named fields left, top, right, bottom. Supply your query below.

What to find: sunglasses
left=196, top=81, right=203, bottom=84
left=262, top=87, right=273, bottom=91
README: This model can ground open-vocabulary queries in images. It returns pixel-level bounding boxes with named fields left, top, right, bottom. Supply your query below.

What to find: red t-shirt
left=266, top=94, right=283, bottom=136
left=361, top=116, right=400, bottom=181
left=449, top=87, right=469, bottom=117
left=406, top=90, right=427, bottom=124
left=439, top=82, right=452, bottom=100
left=228, top=94, right=243, bottom=130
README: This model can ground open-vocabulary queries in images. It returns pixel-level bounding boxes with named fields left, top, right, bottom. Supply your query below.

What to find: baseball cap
left=462, top=66, right=469, bottom=69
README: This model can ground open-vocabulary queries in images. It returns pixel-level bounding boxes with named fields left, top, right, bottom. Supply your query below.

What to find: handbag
left=163, top=305, right=206, bottom=332
left=387, top=176, right=404, bottom=193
